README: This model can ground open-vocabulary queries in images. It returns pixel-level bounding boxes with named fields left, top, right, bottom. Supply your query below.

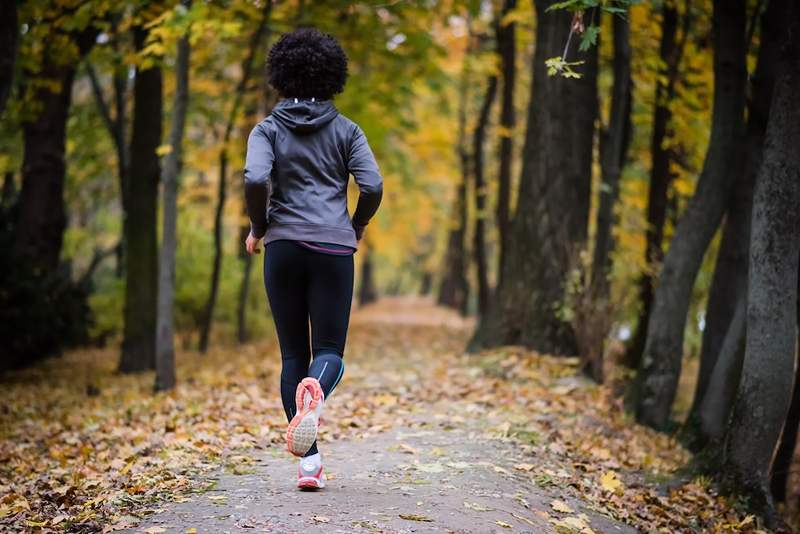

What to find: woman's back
left=245, top=98, right=382, bottom=249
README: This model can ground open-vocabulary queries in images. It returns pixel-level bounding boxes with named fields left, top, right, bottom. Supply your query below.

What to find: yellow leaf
left=495, top=520, right=513, bottom=528
left=600, top=471, right=623, bottom=493
left=550, top=499, right=574, bottom=514
left=156, top=144, right=173, bottom=156
left=186, top=529, right=197, bottom=534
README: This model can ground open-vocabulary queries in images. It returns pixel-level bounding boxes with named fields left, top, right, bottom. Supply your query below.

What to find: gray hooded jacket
left=244, top=98, right=383, bottom=249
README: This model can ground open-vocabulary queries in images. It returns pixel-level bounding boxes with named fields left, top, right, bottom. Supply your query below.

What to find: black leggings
left=264, top=240, right=353, bottom=455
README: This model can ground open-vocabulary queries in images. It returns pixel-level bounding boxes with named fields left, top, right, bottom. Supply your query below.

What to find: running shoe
left=286, top=377, right=324, bottom=457
left=297, top=452, right=326, bottom=490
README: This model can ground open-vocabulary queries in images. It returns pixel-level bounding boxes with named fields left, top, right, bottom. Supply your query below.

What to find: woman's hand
left=245, top=232, right=262, bottom=255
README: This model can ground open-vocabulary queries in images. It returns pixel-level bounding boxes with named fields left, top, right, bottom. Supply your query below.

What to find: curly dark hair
left=267, top=28, right=348, bottom=100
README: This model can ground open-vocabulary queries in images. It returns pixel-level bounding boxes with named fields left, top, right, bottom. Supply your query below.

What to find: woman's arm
left=244, top=122, right=275, bottom=239
left=347, top=125, right=383, bottom=238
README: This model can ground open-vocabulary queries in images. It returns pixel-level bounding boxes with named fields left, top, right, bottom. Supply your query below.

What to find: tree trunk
left=684, top=0, right=783, bottom=448
left=198, top=2, right=272, bottom=352
left=155, top=10, right=190, bottom=392
left=237, top=225, right=252, bottom=344
left=86, top=29, right=131, bottom=278
left=470, top=0, right=597, bottom=354
left=119, top=23, right=163, bottom=373
left=634, top=0, right=747, bottom=430
left=721, top=6, right=800, bottom=523
left=696, top=296, right=746, bottom=442
left=624, top=3, right=689, bottom=369
left=359, top=247, right=378, bottom=306
left=472, top=74, right=497, bottom=316
left=770, top=341, right=800, bottom=504
left=592, top=14, right=632, bottom=296
left=13, top=27, right=97, bottom=275
left=0, top=0, right=17, bottom=115
left=495, top=0, right=516, bottom=285
left=438, top=27, right=472, bottom=315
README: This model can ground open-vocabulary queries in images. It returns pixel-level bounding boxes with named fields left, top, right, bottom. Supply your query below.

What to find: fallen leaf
left=312, top=515, right=330, bottom=523
left=495, top=519, right=513, bottom=528
left=550, top=500, right=574, bottom=514
left=464, top=501, right=494, bottom=512
left=600, top=471, right=623, bottom=493
left=399, top=513, right=434, bottom=522
left=143, top=528, right=166, bottom=534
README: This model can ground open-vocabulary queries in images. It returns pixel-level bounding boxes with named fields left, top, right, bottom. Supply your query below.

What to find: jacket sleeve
left=244, top=122, right=274, bottom=239
left=347, top=125, right=384, bottom=228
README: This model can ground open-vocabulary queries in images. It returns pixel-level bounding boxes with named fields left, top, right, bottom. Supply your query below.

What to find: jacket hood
left=271, top=99, right=339, bottom=134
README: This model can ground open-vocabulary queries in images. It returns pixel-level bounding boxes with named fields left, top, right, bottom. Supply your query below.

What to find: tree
left=683, top=0, right=783, bottom=449
left=198, top=1, right=272, bottom=353
left=624, top=2, right=690, bottom=369
left=472, top=70, right=497, bottom=316
left=0, top=0, right=17, bottom=115
left=470, top=0, right=598, bottom=354
left=591, top=13, right=631, bottom=297
left=721, top=3, right=800, bottom=521
left=495, top=0, right=516, bottom=285
left=156, top=2, right=192, bottom=392
left=119, top=17, right=165, bottom=373
left=634, top=0, right=747, bottom=430
left=438, top=21, right=473, bottom=315
left=13, top=16, right=99, bottom=275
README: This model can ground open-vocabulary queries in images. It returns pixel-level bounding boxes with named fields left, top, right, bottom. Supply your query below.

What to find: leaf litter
left=0, top=298, right=770, bottom=532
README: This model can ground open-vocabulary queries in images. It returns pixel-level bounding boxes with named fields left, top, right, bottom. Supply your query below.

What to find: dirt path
left=129, top=298, right=636, bottom=534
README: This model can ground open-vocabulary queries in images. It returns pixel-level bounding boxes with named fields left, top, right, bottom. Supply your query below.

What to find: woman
left=243, top=28, right=383, bottom=490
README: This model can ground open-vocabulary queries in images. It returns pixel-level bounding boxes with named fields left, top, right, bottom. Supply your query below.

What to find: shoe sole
left=297, top=476, right=325, bottom=490
left=286, top=378, right=324, bottom=457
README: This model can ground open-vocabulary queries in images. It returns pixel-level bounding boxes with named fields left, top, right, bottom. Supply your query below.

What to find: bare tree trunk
left=722, top=7, right=800, bottom=524
left=155, top=7, right=191, bottom=392
left=237, top=226, right=253, bottom=344
left=770, top=340, right=800, bottom=504
left=471, top=0, right=597, bottom=354
left=634, top=0, right=747, bottom=430
left=359, top=247, right=378, bottom=306
left=683, top=0, right=783, bottom=448
left=119, top=22, right=164, bottom=373
left=198, top=1, right=272, bottom=352
left=0, top=0, right=17, bottom=115
left=438, top=26, right=472, bottom=315
left=472, top=74, right=497, bottom=316
left=86, top=29, right=130, bottom=278
left=592, top=14, right=632, bottom=296
left=495, top=0, right=516, bottom=285
left=13, top=27, right=97, bottom=275
left=624, top=3, right=689, bottom=369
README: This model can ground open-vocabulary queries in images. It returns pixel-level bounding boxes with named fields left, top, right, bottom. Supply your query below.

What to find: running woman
left=243, top=28, right=383, bottom=490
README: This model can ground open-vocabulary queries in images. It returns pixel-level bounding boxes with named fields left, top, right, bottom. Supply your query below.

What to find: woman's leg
left=307, top=252, right=354, bottom=397
left=264, top=241, right=312, bottom=423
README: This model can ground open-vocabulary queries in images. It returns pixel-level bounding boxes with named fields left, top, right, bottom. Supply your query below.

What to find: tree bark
left=119, top=23, right=164, bottom=373
left=0, top=0, right=17, bottom=115
left=722, top=5, right=800, bottom=524
left=770, top=340, right=800, bottom=504
left=472, top=73, right=497, bottom=316
left=198, top=1, right=272, bottom=352
left=592, top=14, right=632, bottom=296
left=438, top=26, right=472, bottom=315
left=155, top=8, right=191, bottom=392
left=359, top=247, right=378, bottom=306
left=495, top=0, right=516, bottom=285
left=470, top=0, right=597, bottom=354
left=684, top=0, right=783, bottom=447
left=624, top=3, right=689, bottom=369
left=13, top=26, right=97, bottom=275
left=634, top=0, right=747, bottom=430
